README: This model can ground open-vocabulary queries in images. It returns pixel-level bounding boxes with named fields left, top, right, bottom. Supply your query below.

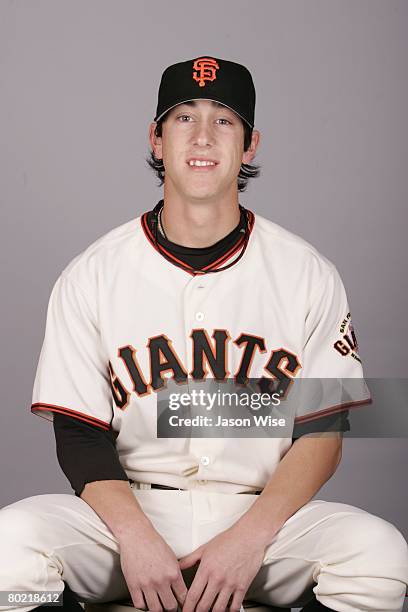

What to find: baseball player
left=0, top=56, right=407, bottom=612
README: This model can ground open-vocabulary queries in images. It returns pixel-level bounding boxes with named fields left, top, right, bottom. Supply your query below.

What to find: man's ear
left=242, top=129, right=260, bottom=165
left=149, top=122, right=163, bottom=159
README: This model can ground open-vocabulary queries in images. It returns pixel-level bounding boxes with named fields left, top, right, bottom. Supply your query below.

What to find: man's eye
left=178, top=115, right=192, bottom=122
left=217, top=118, right=232, bottom=125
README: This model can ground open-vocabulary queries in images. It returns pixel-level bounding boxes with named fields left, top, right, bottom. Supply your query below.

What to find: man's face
left=149, top=99, right=258, bottom=202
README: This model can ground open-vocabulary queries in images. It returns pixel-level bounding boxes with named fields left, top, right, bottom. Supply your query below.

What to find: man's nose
left=192, top=121, right=214, bottom=147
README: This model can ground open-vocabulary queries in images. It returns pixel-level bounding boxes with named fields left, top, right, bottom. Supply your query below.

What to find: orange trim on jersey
left=140, top=209, right=255, bottom=275
left=293, top=396, right=373, bottom=424
left=31, top=402, right=111, bottom=431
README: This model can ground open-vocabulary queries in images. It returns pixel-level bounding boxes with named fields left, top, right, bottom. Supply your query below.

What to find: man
left=0, top=56, right=407, bottom=612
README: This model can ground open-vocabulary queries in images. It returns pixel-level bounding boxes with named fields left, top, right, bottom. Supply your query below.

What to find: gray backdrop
left=1, top=1, right=407, bottom=604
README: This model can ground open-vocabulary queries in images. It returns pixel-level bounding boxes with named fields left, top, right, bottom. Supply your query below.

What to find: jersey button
left=200, top=455, right=210, bottom=466
left=195, top=312, right=204, bottom=321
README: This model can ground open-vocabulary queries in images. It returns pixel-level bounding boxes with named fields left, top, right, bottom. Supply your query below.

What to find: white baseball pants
left=0, top=488, right=407, bottom=612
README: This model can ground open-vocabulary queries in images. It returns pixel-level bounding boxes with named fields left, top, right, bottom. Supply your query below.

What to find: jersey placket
left=181, top=274, right=223, bottom=490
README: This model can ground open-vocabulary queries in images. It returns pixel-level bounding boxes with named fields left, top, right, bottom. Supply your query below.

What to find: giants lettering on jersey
left=108, top=329, right=301, bottom=411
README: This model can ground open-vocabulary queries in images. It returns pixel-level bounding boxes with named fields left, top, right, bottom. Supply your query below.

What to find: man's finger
left=228, top=588, right=246, bottom=612
left=192, top=581, right=220, bottom=611
left=182, top=573, right=207, bottom=612
left=129, top=587, right=147, bottom=611
left=178, top=547, right=202, bottom=570
left=143, top=588, right=163, bottom=612
left=172, top=574, right=189, bottom=607
left=157, top=585, right=179, bottom=611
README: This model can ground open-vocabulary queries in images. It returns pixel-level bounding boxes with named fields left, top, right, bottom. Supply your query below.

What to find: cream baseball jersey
left=31, top=209, right=372, bottom=493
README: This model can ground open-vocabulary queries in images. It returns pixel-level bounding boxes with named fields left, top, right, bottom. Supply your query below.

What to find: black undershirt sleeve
left=53, top=412, right=130, bottom=497
left=291, top=410, right=350, bottom=442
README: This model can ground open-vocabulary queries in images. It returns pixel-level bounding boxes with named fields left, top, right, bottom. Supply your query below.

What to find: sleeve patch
left=334, top=312, right=361, bottom=362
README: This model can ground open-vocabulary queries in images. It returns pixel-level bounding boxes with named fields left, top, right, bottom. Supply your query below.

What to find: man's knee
left=334, top=512, right=408, bottom=573
left=0, top=501, right=60, bottom=591
left=0, top=503, right=45, bottom=546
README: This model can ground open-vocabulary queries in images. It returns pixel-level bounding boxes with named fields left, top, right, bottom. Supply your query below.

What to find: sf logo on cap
left=192, top=57, right=220, bottom=87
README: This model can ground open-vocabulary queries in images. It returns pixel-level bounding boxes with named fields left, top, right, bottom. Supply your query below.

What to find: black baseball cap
left=154, top=56, right=256, bottom=129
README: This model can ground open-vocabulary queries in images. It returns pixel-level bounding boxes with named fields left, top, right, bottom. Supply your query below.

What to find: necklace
left=158, top=206, right=168, bottom=240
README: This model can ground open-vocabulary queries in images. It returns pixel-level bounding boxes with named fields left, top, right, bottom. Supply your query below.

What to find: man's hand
left=178, top=523, right=268, bottom=612
left=119, top=524, right=188, bottom=611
